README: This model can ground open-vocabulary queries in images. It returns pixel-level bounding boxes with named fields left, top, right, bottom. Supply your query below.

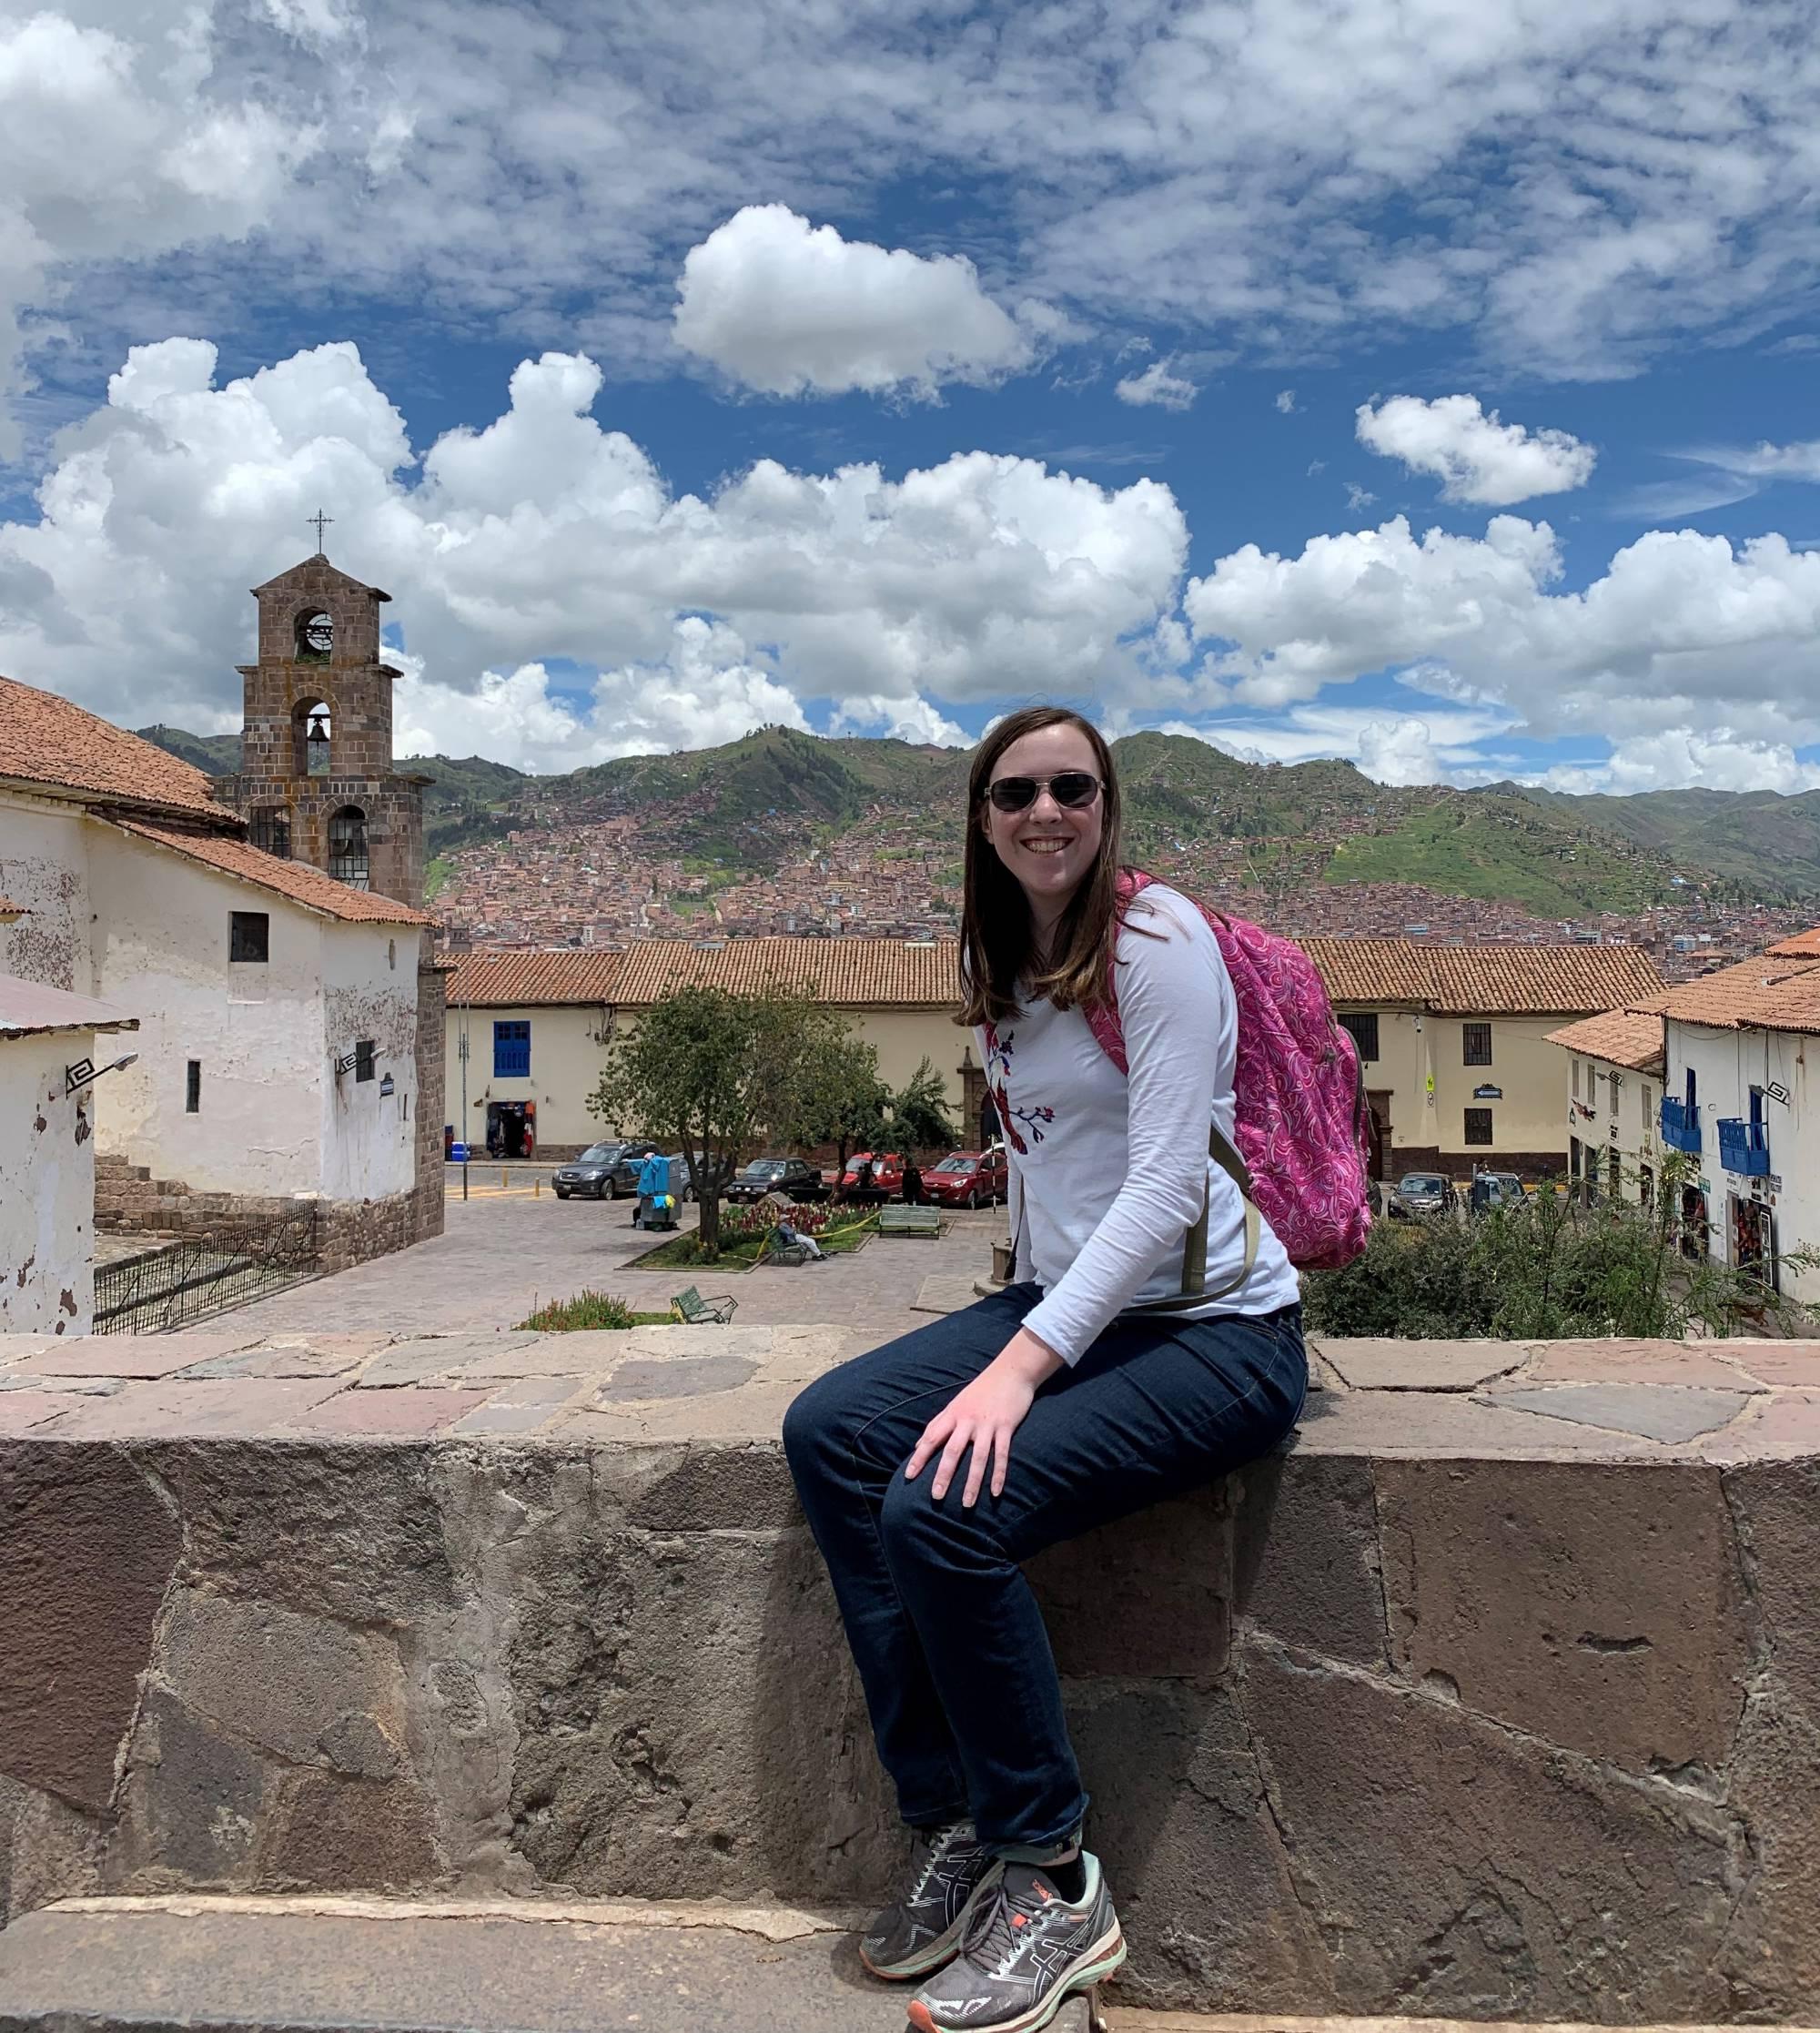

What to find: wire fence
left=93, top=1203, right=322, bottom=1335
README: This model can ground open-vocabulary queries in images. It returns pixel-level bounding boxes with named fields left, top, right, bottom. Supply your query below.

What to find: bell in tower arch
left=306, top=707, right=331, bottom=776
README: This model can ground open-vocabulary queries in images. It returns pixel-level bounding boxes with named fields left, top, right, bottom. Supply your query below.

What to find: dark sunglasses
left=984, top=771, right=1102, bottom=814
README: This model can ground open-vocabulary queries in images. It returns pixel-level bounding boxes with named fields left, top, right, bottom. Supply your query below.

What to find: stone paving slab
left=1311, top=1338, right=1529, bottom=1391
left=0, top=1900, right=1102, bottom=2033
left=7, top=1330, right=267, bottom=1380
left=1490, top=1381, right=1752, bottom=1445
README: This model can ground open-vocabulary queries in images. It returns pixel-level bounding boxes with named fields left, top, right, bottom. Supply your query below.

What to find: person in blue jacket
left=635, top=1149, right=672, bottom=1229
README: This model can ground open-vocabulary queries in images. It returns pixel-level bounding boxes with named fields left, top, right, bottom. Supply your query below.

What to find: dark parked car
left=922, top=1148, right=1009, bottom=1209
left=726, top=1156, right=830, bottom=1205
left=662, top=1152, right=731, bottom=1204
left=551, top=1139, right=660, bottom=1199
left=1469, top=1170, right=1526, bottom=1215
left=1388, top=1171, right=1457, bottom=1219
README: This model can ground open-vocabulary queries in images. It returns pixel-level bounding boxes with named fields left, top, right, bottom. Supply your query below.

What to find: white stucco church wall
left=0, top=1029, right=96, bottom=1332
left=0, top=788, right=94, bottom=992
left=0, top=979, right=136, bottom=1335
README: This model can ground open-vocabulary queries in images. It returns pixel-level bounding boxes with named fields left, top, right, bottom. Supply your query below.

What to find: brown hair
left=957, top=705, right=1135, bottom=1027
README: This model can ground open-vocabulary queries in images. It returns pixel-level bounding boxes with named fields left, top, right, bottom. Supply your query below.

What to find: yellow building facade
left=443, top=934, right=1664, bottom=1174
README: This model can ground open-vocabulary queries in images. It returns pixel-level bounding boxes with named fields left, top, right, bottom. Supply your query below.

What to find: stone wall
left=94, top=1156, right=420, bottom=1273
left=2, top=1330, right=1817, bottom=2023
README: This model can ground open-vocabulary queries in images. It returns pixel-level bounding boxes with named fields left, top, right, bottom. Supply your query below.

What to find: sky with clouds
left=1, top=0, right=1818, bottom=794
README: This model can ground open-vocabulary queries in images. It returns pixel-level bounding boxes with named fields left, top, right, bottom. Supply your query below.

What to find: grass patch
left=628, top=1210, right=879, bottom=1271
left=516, top=1290, right=673, bottom=1331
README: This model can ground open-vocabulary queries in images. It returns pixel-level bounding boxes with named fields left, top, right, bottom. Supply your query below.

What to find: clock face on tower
left=302, top=612, right=333, bottom=656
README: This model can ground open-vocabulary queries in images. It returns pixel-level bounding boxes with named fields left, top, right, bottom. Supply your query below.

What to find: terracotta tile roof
left=116, top=822, right=430, bottom=926
left=1305, top=938, right=1663, bottom=1015
left=446, top=931, right=1659, bottom=1018
left=448, top=937, right=965, bottom=1008
left=0, top=895, right=25, bottom=920
left=1661, top=954, right=1820, bottom=1034
left=0, top=675, right=237, bottom=822
left=445, top=950, right=626, bottom=1006
left=1765, top=925, right=1820, bottom=956
left=1300, top=939, right=1437, bottom=1006
left=1545, top=1002, right=1669, bottom=1072
left=609, top=936, right=964, bottom=1007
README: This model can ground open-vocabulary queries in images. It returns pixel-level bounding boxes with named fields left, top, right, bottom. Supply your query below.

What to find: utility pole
left=458, top=1000, right=470, bottom=1201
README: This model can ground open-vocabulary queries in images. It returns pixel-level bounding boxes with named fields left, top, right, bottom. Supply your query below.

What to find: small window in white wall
left=229, top=911, right=270, bottom=963
left=186, top=1060, right=201, bottom=1113
left=1572, top=1059, right=1582, bottom=1099
left=355, top=1040, right=376, bottom=1083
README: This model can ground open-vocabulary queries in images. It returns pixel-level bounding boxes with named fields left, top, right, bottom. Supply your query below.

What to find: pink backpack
left=1085, top=870, right=1372, bottom=1272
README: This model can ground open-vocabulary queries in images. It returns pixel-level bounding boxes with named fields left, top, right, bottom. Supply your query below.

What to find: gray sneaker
left=859, top=1818, right=1002, bottom=1981
left=906, top=1854, right=1125, bottom=2033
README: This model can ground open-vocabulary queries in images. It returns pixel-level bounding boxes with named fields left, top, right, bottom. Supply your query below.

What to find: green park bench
left=671, top=1285, right=738, bottom=1324
left=877, top=1205, right=942, bottom=1239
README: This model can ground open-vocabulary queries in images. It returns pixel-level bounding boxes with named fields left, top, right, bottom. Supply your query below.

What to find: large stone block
left=1026, top=1487, right=1229, bottom=1679
left=504, top=1517, right=898, bottom=1907
left=1232, top=1451, right=1388, bottom=1669
left=151, top=1440, right=457, bottom=1622
left=0, top=1775, right=104, bottom=1928
left=109, top=1691, right=269, bottom=1887
left=0, top=1447, right=181, bottom=1812
left=1062, top=1676, right=1331, bottom=2012
left=1376, top=1458, right=1750, bottom=1771
left=158, top=1589, right=408, bottom=1771
left=1717, top=1683, right=1820, bottom=2018
left=626, top=1441, right=802, bottom=1533
left=1241, top=1641, right=1739, bottom=2021
left=1724, top=1459, right=1820, bottom=1720
left=260, top=1771, right=443, bottom=1892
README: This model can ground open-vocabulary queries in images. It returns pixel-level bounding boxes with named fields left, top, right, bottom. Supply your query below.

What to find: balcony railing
left=1660, top=1097, right=1703, bottom=1154
left=1717, top=1118, right=1771, bottom=1177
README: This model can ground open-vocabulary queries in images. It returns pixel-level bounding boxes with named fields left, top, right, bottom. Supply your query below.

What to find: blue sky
left=1, top=0, right=1817, bottom=794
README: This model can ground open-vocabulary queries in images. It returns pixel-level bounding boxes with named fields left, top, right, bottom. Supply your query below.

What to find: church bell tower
left=219, top=534, right=430, bottom=907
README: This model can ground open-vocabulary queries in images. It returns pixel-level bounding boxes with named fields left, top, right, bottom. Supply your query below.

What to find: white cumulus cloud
left=672, top=205, right=1039, bottom=400
left=1356, top=395, right=1597, bottom=505
left=1542, top=729, right=1820, bottom=797
left=0, top=336, right=1186, bottom=761
left=1182, top=511, right=1820, bottom=780
left=1115, top=358, right=1198, bottom=410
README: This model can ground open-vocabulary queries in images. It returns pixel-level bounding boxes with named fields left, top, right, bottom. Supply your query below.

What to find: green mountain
left=134, top=721, right=1819, bottom=913
left=1512, top=784, right=1820, bottom=902
left=136, top=724, right=241, bottom=774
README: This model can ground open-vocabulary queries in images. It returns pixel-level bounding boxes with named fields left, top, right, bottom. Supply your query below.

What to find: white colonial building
left=0, top=673, right=442, bottom=1272
left=1545, top=999, right=1668, bottom=1204
left=0, top=971, right=136, bottom=1333
left=1655, top=932, right=1820, bottom=1303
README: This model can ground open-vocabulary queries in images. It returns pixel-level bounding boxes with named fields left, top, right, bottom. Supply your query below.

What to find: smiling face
left=979, top=721, right=1106, bottom=929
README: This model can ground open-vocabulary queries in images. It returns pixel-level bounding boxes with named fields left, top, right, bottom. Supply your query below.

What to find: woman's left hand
left=905, top=1328, right=1064, bottom=1507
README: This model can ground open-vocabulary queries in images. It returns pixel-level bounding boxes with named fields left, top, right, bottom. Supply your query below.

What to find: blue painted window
left=493, top=1020, right=531, bottom=1078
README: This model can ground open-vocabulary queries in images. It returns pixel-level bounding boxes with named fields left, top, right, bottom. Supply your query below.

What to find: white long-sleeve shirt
left=977, top=883, right=1302, bottom=1364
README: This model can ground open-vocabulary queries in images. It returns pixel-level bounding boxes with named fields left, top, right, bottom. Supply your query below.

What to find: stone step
left=0, top=1896, right=1099, bottom=2033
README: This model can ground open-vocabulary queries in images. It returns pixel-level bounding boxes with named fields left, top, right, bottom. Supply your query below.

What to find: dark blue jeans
left=782, top=1282, right=1307, bottom=1856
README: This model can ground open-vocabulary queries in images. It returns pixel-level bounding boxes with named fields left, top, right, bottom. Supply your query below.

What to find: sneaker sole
left=860, top=1871, right=1003, bottom=1983
left=905, top=1922, right=1126, bottom=2033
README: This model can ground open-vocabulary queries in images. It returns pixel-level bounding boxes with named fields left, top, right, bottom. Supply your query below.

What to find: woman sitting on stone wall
left=784, top=704, right=1308, bottom=2033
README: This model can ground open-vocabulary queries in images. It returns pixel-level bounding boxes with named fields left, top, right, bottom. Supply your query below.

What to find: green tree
left=887, top=1056, right=957, bottom=1155
left=588, top=982, right=847, bottom=1256
left=796, top=1027, right=891, bottom=1173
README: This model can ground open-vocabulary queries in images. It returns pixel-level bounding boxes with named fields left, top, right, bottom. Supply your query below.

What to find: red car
left=838, top=1150, right=904, bottom=1201
left=922, top=1148, right=1008, bottom=1209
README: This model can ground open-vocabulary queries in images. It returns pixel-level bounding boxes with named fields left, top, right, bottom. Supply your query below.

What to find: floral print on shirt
left=983, top=1019, right=1055, bottom=1155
